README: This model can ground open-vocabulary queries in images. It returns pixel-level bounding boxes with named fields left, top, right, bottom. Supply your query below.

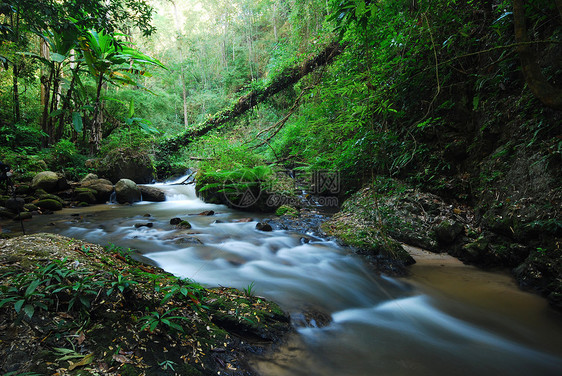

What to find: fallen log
left=158, top=41, right=345, bottom=154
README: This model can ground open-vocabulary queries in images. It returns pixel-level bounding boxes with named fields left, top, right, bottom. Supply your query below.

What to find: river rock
left=256, top=222, right=273, bottom=232
left=134, top=223, right=153, bottom=228
left=80, top=173, right=99, bottom=183
left=198, top=210, right=215, bottom=216
left=24, top=203, right=38, bottom=212
left=81, top=178, right=114, bottom=203
left=139, top=186, right=165, bottom=202
left=38, top=193, right=64, bottom=204
left=434, top=220, right=465, bottom=244
left=177, top=220, right=192, bottom=229
left=97, top=148, right=155, bottom=184
left=170, top=217, right=182, bottom=225
left=15, top=184, right=31, bottom=195
left=14, top=212, right=32, bottom=220
left=73, top=188, right=97, bottom=204
left=36, top=198, right=63, bottom=211
left=115, top=179, right=141, bottom=204
left=31, top=171, right=69, bottom=193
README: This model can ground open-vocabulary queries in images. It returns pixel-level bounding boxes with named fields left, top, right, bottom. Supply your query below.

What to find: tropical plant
left=78, top=28, right=166, bottom=153
left=139, top=307, right=189, bottom=333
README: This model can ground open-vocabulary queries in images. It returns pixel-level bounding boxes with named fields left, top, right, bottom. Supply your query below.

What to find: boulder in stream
left=170, top=217, right=182, bottom=225
left=139, top=186, right=165, bottom=202
left=256, top=222, right=273, bottom=232
left=36, top=198, right=63, bottom=211
left=97, top=148, right=155, bottom=184
left=31, top=171, right=69, bottom=193
left=115, top=179, right=141, bottom=204
left=81, top=178, right=114, bottom=203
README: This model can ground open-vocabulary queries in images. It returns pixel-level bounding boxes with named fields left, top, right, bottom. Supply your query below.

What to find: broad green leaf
left=25, top=279, right=42, bottom=297
left=72, top=112, right=83, bottom=133
left=14, top=299, right=24, bottom=313
left=23, top=304, right=35, bottom=318
left=128, top=98, right=135, bottom=119
left=50, top=52, right=67, bottom=63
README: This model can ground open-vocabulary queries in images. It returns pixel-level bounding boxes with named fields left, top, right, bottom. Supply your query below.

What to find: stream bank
left=0, top=233, right=291, bottom=376
left=320, top=178, right=562, bottom=311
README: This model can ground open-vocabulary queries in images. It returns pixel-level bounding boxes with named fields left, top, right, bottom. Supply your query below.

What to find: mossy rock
left=38, top=193, right=64, bottom=204
left=74, top=188, right=97, bottom=204
left=36, top=198, right=63, bottom=211
left=31, top=171, right=69, bottom=193
left=15, top=184, right=31, bottom=195
left=177, top=220, right=192, bottom=229
left=14, top=212, right=32, bottom=220
left=24, top=203, right=38, bottom=212
left=276, top=205, right=299, bottom=217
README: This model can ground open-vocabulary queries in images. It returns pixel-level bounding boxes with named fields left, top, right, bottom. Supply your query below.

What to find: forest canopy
left=0, top=0, right=560, bottom=190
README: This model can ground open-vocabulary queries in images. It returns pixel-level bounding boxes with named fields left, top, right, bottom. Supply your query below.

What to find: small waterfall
left=108, top=190, right=117, bottom=204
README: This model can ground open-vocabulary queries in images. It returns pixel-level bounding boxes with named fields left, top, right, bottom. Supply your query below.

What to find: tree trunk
left=90, top=74, right=104, bottom=155
left=40, top=68, right=53, bottom=147
left=512, top=0, right=562, bottom=110
left=12, top=65, right=21, bottom=123
left=159, top=41, right=345, bottom=154
left=48, top=65, right=62, bottom=143
left=56, top=62, right=80, bottom=141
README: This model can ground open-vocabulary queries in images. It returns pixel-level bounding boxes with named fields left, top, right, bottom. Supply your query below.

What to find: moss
left=276, top=205, right=299, bottom=217
left=177, top=220, right=192, bottom=229
left=35, top=198, right=63, bottom=211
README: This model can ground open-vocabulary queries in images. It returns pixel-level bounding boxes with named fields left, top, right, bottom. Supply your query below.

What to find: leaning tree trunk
left=159, top=41, right=345, bottom=155
left=513, top=0, right=562, bottom=110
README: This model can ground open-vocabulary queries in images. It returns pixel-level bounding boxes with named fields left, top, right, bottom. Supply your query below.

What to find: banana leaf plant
left=78, top=28, right=166, bottom=153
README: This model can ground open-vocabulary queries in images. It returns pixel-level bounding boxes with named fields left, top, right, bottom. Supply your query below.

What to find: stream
left=3, top=182, right=562, bottom=375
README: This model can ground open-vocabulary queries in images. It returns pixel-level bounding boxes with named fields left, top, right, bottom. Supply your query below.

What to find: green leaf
left=72, top=112, right=83, bottom=133
left=25, top=279, right=42, bottom=297
left=23, top=304, right=35, bottom=318
left=14, top=299, right=24, bottom=313
left=79, top=296, right=91, bottom=308
left=50, top=52, right=67, bottom=63
left=473, top=95, right=480, bottom=111
left=128, top=98, right=135, bottom=119
left=149, top=321, right=158, bottom=332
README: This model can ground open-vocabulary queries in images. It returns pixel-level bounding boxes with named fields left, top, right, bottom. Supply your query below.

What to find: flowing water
left=3, top=182, right=562, bottom=375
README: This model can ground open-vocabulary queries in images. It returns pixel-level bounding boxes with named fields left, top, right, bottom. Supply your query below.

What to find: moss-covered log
left=158, top=41, right=345, bottom=155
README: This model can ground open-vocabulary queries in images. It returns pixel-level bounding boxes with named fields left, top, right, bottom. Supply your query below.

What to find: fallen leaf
left=113, top=354, right=132, bottom=364
left=68, top=353, right=94, bottom=370
left=77, top=332, right=86, bottom=345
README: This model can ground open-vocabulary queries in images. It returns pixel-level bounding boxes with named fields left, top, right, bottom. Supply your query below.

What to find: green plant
left=50, top=273, right=102, bottom=312
left=159, top=359, right=176, bottom=371
left=160, top=278, right=207, bottom=312
left=139, top=307, right=189, bottom=333
left=275, top=205, right=299, bottom=217
left=243, top=281, right=256, bottom=298
left=107, top=274, right=138, bottom=296
left=0, top=278, right=50, bottom=319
